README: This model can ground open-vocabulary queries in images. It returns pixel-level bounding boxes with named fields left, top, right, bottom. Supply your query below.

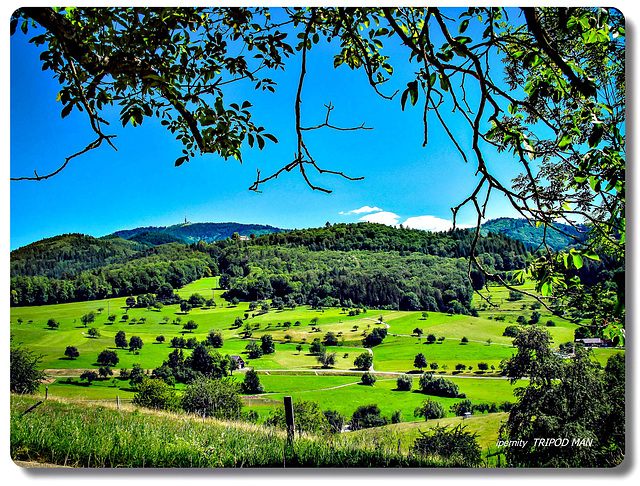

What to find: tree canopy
left=12, top=7, right=625, bottom=338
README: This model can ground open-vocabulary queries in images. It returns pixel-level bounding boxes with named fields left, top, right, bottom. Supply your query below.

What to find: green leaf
left=582, top=249, right=600, bottom=261
left=571, top=253, right=584, bottom=269
left=439, top=76, right=450, bottom=92
left=558, top=133, right=572, bottom=149
left=400, top=88, right=409, bottom=111
left=408, top=80, right=418, bottom=106
left=61, top=104, right=73, bottom=119
left=459, top=19, right=470, bottom=34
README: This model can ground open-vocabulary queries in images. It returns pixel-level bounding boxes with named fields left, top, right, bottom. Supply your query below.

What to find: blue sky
left=9, top=7, right=530, bottom=250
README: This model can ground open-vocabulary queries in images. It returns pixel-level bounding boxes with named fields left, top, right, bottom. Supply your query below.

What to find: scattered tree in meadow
left=529, top=311, right=541, bottom=325
left=245, top=341, right=263, bottom=359
left=414, top=353, right=428, bottom=371
left=207, top=330, right=224, bottom=348
left=241, top=368, right=264, bottom=394
left=80, top=370, right=99, bottom=384
left=296, top=344, right=303, bottom=355
left=133, top=376, right=180, bottom=411
left=128, top=335, right=143, bottom=354
left=350, top=404, right=386, bottom=430
left=81, top=311, right=95, bottom=328
left=396, top=374, right=414, bottom=391
left=128, top=363, right=146, bottom=388
left=361, top=372, right=377, bottom=386
left=180, top=301, right=192, bottom=314
left=188, top=293, right=206, bottom=307
left=87, top=327, right=100, bottom=338
left=182, top=376, right=243, bottom=419
left=412, top=424, right=482, bottom=466
left=413, top=327, right=423, bottom=337
left=450, top=399, right=474, bottom=417
left=64, top=346, right=79, bottom=360
left=419, top=372, right=463, bottom=398
left=362, top=327, right=387, bottom=347
left=317, top=351, right=337, bottom=368
left=10, top=337, right=45, bottom=394
left=426, top=334, right=437, bottom=344
left=353, top=352, right=373, bottom=371
left=323, top=331, right=338, bottom=346
left=227, top=355, right=238, bottom=375
left=324, top=410, right=345, bottom=433
left=503, top=325, right=522, bottom=338
left=414, top=399, right=447, bottom=421
left=97, top=349, right=119, bottom=367
left=266, top=400, right=328, bottom=435
left=115, top=330, right=127, bottom=349
left=107, top=313, right=117, bottom=323
left=98, top=366, right=113, bottom=379
left=183, top=320, right=198, bottom=333
left=156, top=335, right=165, bottom=344
left=260, top=334, right=275, bottom=355
left=46, top=318, right=59, bottom=329
left=309, top=338, right=325, bottom=356
left=461, top=336, right=469, bottom=344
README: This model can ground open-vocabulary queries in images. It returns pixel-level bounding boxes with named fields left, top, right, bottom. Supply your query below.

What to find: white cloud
left=339, top=205, right=383, bottom=215
left=402, top=215, right=474, bottom=232
left=359, top=211, right=401, bottom=226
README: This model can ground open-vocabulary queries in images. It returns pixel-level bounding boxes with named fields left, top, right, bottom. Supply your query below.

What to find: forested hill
left=11, top=222, right=286, bottom=279
left=481, top=217, right=588, bottom=250
left=10, top=222, right=530, bottom=312
left=10, top=234, right=146, bottom=279
left=212, top=223, right=531, bottom=314
left=111, top=222, right=286, bottom=244
left=247, top=222, right=528, bottom=269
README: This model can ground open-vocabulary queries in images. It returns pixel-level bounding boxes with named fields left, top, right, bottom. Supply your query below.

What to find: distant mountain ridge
left=111, top=222, right=286, bottom=244
left=480, top=217, right=588, bottom=250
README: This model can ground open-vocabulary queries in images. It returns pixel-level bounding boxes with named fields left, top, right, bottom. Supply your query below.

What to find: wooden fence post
left=117, top=395, right=120, bottom=411
left=284, top=396, right=295, bottom=444
left=45, top=386, right=48, bottom=400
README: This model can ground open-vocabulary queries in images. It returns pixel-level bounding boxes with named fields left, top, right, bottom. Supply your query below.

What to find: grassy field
left=11, top=275, right=624, bottom=464
left=352, top=411, right=510, bottom=460
left=11, top=394, right=457, bottom=468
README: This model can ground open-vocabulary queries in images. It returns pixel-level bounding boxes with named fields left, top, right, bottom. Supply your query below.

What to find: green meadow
left=11, top=276, right=623, bottom=458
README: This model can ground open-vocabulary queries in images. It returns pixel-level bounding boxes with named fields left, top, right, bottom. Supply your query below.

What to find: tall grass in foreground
left=11, top=395, right=467, bottom=468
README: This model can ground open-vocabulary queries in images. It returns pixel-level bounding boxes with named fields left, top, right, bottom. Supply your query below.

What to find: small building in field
left=230, top=355, right=245, bottom=368
left=575, top=337, right=603, bottom=347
